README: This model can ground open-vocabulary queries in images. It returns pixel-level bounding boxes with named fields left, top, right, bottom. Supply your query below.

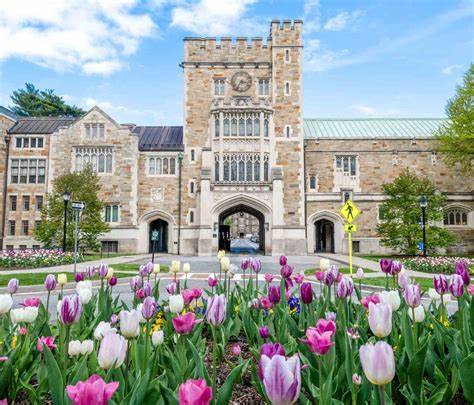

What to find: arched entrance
left=315, top=219, right=334, bottom=253
left=218, top=204, right=265, bottom=254
left=149, top=219, right=168, bottom=253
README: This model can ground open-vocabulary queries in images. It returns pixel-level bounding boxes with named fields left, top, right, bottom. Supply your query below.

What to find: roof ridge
left=17, top=116, right=77, bottom=120
left=303, top=117, right=447, bottom=121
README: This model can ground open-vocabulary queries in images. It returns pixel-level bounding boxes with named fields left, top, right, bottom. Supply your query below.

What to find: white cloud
left=170, top=0, right=263, bottom=36
left=304, top=39, right=349, bottom=72
left=441, top=64, right=463, bottom=75
left=351, top=104, right=401, bottom=117
left=323, top=10, right=362, bottom=31
left=351, top=104, right=377, bottom=115
left=0, top=0, right=156, bottom=75
left=303, top=0, right=321, bottom=34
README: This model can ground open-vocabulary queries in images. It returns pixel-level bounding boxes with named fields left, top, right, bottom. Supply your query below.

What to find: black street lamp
left=419, top=196, right=428, bottom=257
left=177, top=152, right=184, bottom=255
left=62, top=190, right=71, bottom=252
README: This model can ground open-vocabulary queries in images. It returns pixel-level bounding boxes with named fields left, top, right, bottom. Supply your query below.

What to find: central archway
left=218, top=204, right=265, bottom=253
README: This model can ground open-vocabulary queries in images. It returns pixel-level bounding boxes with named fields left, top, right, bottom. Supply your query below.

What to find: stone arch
left=138, top=209, right=176, bottom=254
left=307, top=210, right=345, bottom=254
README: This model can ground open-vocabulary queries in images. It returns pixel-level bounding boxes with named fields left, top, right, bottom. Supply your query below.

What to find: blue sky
left=0, top=0, right=472, bottom=125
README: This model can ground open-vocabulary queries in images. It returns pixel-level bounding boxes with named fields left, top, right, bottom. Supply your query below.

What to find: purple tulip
left=325, top=311, right=337, bottom=322
left=455, top=261, right=470, bottom=286
left=433, top=274, right=448, bottom=295
left=300, top=282, right=313, bottom=304
left=268, top=285, right=280, bottom=304
left=59, top=294, right=83, bottom=325
left=403, top=284, right=421, bottom=308
left=398, top=271, right=410, bottom=289
left=141, top=296, right=157, bottom=320
left=108, top=276, right=118, bottom=287
left=450, top=274, right=464, bottom=297
left=281, top=265, right=293, bottom=279
left=44, top=274, right=57, bottom=291
left=323, top=270, right=334, bottom=286
left=258, top=342, right=286, bottom=380
left=259, top=326, right=270, bottom=339
left=251, top=258, right=262, bottom=274
left=74, top=272, right=85, bottom=283
left=85, top=265, right=95, bottom=278
left=337, top=276, right=354, bottom=299
left=279, top=255, right=287, bottom=266
left=98, top=264, right=108, bottom=279
left=7, top=278, right=19, bottom=294
left=110, top=313, right=119, bottom=325
left=379, top=259, right=393, bottom=274
left=145, top=261, right=154, bottom=275
left=261, top=354, right=301, bottom=405
left=130, top=276, right=142, bottom=292
left=390, top=261, right=403, bottom=276
left=139, top=265, right=148, bottom=278
left=143, top=281, right=152, bottom=297
left=241, top=257, right=251, bottom=270
left=205, top=294, right=227, bottom=326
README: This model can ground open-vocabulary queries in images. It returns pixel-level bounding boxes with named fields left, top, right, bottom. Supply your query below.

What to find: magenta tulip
left=433, top=274, right=448, bottom=295
left=379, top=259, right=393, bottom=274
left=66, top=374, right=119, bottom=405
left=315, top=318, right=336, bottom=336
left=251, top=258, right=262, bottom=273
left=74, top=272, right=85, bottom=283
left=360, top=294, right=380, bottom=308
left=178, top=379, right=212, bottom=405
left=300, top=282, right=313, bottom=304
left=37, top=336, right=57, bottom=352
left=279, top=255, right=287, bottom=266
left=302, top=328, right=334, bottom=355
left=315, top=271, right=325, bottom=281
left=281, top=265, right=293, bottom=279
left=259, top=326, right=270, bottom=339
left=455, top=261, right=470, bottom=285
left=21, top=297, right=40, bottom=307
left=108, top=276, right=118, bottom=287
left=403, top=284, right=421, bottom=308
left=268, top=285, right=281, bottom=304
left=450, top=274, right=464, bottom=297
left=59, top=294, right=83, bottom=325
left=208, top=276, right=218, bottom=288
left=205, top=294, right=226, bottom=326
left=241, top=257, right=251, bottom=270
left=181, top=289, right=195, bottom=306
left=260, top=297, right=272, bottom=310
left=44, top=274, right=57, bottom=291
left=323, top=270, right=334, bottom=285
left=390, top=261, right=403, bottom=276
left=337, top=276, right=354, bottom=299
left=264, top=273, right=274, bottom=283
left=172, top=312, right=201, bottom=335
left=232, top=344, right=241, bottom=357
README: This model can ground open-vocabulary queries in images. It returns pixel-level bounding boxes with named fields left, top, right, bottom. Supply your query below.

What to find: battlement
left=270, top=19, right=303, bottom=31
left=183, top=36, right=271, bottom=49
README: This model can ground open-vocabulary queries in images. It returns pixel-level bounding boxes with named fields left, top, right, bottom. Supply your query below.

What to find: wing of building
left=0, top=20, right=473, bottom=255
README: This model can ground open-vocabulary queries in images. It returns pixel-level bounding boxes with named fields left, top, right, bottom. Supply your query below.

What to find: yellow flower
left=57, top=273, right=67, bottom=285
left=11, top=335, right=17, bottom=349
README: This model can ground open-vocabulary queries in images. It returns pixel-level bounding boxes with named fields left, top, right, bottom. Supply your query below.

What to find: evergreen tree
left=35, top=166, right=109, bottom=251
left=437, top=64, right=474, bottom=175
left=10, top=83, right=85, bottom=117
left=377, top=169, right=455, bottom=255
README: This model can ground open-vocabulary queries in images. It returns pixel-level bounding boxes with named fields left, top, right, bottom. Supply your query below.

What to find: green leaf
left=426, top=382, right=448, bottom=405
left=459, top=353, right=474, bottom=402
left=188, top=339, right=211, bottom=385
left=216, top=359, right=249, bottom=405
left=43, top=346, right=65, bottom=405
left=407, top=340, right=429, bottom=402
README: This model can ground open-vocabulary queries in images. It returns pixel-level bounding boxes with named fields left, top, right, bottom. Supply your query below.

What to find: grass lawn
left=358, top=253, right=474, bottom=262
left=82, top=252, right=139, bottom=262
left=305, top=267, right=375, bottom=276
left=112, top=263, right=169, bottom=273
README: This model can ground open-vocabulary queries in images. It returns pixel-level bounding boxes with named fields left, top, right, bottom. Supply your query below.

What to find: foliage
left=377, top=169, right=456, bottom=255
left=437, top=64, right=474, bottom=175
left=35, top=166, right=109, bottom=251
left=0, top=249, right=77, bottom=269
left=404, top=256, right=474, bottom=274
left=10, top=83, right=85, bottom=117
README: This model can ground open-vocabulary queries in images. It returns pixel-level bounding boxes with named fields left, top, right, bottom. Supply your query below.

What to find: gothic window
left=224, top=118, right=230, bottom=136
left=239, top=118, right=245, bottom=136
left=254, top=158, right=260, bottom=181
left=264, top=118, right=269, bottom=137
left=285, top=81, right=291, bottom=96
left=444, top=208, right=469, bottom=226
left=230, top=156, right=237, bottom=181
left=254, top=118, right=260, bottom=136
left=336, top=155, right=357, bottom=176
left=214, top=116, right=220, bottom=137
left=285, top=125, right=291, bottom=138
left=238, top=159, right=245, bottom=181
left=219, top=153, right=266, bottom=183
left=309, top=175, right=316, bottom=190
left=285, top=48, right=291, bottom=63
left=214, top=79, right=225, bottom=96
left=258, top=79, right=270, bottom=96
left=163, top=158, right=169, bottom=174
left=246, top=159, right=253, bottom=181
left=231, top=118, right=237, bottom=136
left=74, top=147, right=113, bottom=174
left=264, top=155, right=269, bottom=181
left=214, top=154, right=220, bottom=181
left=223, top=158, right=230, bottom=181
left=246, top=118, right=253, bottom=136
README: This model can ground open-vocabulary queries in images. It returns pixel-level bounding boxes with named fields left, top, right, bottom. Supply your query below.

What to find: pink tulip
left=359, top=341, right=395, bottom=386
left=241, top=257, right=251, bottom=270
left=264, top=273, right=274, bottom=283
left=403, top=284, right=421, bottom=308
left=37, top=336, right=57, bottom=352
left=136, top=289, right=145, bottom=300
left=450, top=274, right=464, bottom=297
left=66, top=374, right=119, bottom=405
left=468, top=284, right=474, bottom=296
left=315, top=318, right=336, bottom=336
left=379, top=259, right=393, bottom=274
left=279, top=255, right=287, bottom=266
left=191, top=288, right=203, bottom=300
left=281, top=265, right=293, bottom=279
left=208, top=276, right=218, bottom=288
left=181, top=289, right=195, bottom=306
left=315, top=271, right=325, bottom=281
left=352, top=373, right=362, bottom=385
left=172, top=312, right=202, bottom=335
left=433, top=274, right=448, bottom=295
left=21, top=297, right=40, bottom=307
left=294, top=274, right=304, bottom=284
left=302, top=328, right=334, bottom=355
left=178, top=379, right=212, bottom=405
left=232, top=344, right=241, bottom=357
left=259, top=326, right=270, bottom=339
left=258, top=342, right=286, bottom=380
left=268, top=285, right=280, bottom=304
left=360, top=294, right=380, bottom=309
left=455, top=261, right=470, bottom=285
left=260, top=297, right=272, bottom=310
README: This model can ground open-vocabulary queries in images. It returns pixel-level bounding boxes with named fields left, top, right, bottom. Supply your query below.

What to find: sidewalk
left=2, top=254, right=150, bottom=275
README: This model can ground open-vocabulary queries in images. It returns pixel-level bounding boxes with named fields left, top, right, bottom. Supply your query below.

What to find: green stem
left=318, top=356, right=324, bottom=404
left=124, top=339, right=131, bottom=394
left=144, top=321, right=150, bottom=373
left=224, top=272, right=228, bottom=297
left=385, top=274, right=388, bottom=291
left=378, top=385, right=385, bottom=405
left=412, top=307, right=418, bottom=350
left=211, top=327, right=218, bottom=401
left=64, top=325, right=71, bottom=373
left=45, top=291, right=51, bottom=318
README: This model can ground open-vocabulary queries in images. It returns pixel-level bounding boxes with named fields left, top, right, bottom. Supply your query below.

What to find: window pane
left=264, top=161, right=269, bottom=181
left=156, top=158, right=162, bottom=174
left=31, top=138, right=37, bottom=148
left=149, top=158, right=155, bottom=175
left=254, top=118, right=260, bottom=136
left=246, top=160, right=253, bottom=181
left=112, top=206, right=118, bottom=222
left=98, top=154, right=105, bottom=173
left=215, top=117, right=220, bottom=137
left=264, top=119, right=269, bottom=137
left=163, top=158, right=169, bottom=174
left=99, top=124, right=104, bottom=139
left=106, top=154, right=113, bottom=173
left=224, top=119, right=230, bottom=136
left=343, top=157, right=349, bottom=172
left=246, top=118, right=252, bottom=136
left=254, top=160, right=260, bottom=181
left=223, top=161, right=229, bottom=181
left=215, top=158, right=219, bottom=181
left=239, top=118, right=245, bottom=136
left=238, top=160, right=245, bottom=181
left=91, top=124, right=97, bottom=138
left=105, top=206, right=111, bottom=222
left=462, top=212, right=467, bottom=225
left=350, top=157, right=356, bottom=176
left=16, top=138, right=22, bottom=148
left=231, top=119, right=237, bottom=136
left=231, top=159, right=237, bottom=181
left=170, top=158, right=176, bottom=175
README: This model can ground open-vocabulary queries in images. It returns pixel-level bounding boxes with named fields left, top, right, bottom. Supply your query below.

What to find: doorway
left=149, top=219, right=168, bottom=253
left=315, top=219, right=334, bottom=253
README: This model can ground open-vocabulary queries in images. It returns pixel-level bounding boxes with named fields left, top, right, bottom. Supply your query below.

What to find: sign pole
left=348, top=229, right=353, bottom=276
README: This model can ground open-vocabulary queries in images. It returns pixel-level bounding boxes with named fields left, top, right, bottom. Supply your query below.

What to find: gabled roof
left=303, top=118, right=448, bottom=139
left=0, top=106, right=17, bottom=121
left=132, top=126, right=184, bottom=151
left=8, top=116, right=77, bottom=134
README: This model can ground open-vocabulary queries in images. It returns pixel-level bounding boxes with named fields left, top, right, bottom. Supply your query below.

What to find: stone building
left=0, top=20, right=473, bottom=255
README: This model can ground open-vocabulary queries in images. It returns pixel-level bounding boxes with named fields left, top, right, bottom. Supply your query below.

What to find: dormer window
left=85, top=123, right=105, bottom=139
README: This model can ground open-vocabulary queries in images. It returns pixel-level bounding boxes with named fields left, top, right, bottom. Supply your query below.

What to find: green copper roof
left=303, top=118, right=448, bottom=139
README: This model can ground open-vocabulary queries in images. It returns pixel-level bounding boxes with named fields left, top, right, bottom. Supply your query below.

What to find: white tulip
left=81, top=340, right=94, bottom=355
left=408, top=305, right=425, bottom=323
left=428, top=288, right=442, bottom=301
left=10, top=308, right=23, bottom=324
left=22, top=307, right=38, bottom=323
left=183, top=263, right=190, bottom=274
left=152, top=330, right=164, bottom=347
left=57, top=300, right=62, bottom=314
left=135, top=304, right=146, bottom=323
left=171, top=260, right=181, bottom=274
left=94, top=321, right=117, bottom=340
left=78, top=288, right=92, bottom=304
left=379, top=290, right=401, bottom=311
left=0, top=294, right=13, bottom=314
left=220, top=257, right=230, bottom=272
left=217, top=250, right=225, bottom=261
left=76, top=280, right=92, bottom=292
left=319, top=258, right=330, bottom=271
left=106, top=268, right=114, bottom=279
left=169, top=295, right=184, bottom=314
left=119, top=310, right=140, bottom=338
left=153, top=264, right=160, bottom=274
left=68, top=340, right=82, bottom=356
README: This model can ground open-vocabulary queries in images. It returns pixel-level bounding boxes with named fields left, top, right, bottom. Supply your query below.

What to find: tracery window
left=216, top=153, right=269, bottom=183
left=444, top=208, right=469, bottom=226
left=213, top=112, right=270, bottom=138
left=148, top=156, right=177, bottom=175
left=75, top=147, right=113, bottom=173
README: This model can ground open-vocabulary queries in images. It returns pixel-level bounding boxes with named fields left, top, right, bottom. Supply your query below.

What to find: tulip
left=7, top=278, right=19, bottom=294
left=390, top=261, right=403, bottom=276
left=98, top=332, right=127, bottom=369
left=66, top=374, right=119, bottom=405
left=169, top=295, right=184, bottom=314
left=136, top=289, right=145, bottom=300
left=315, top=271, right=325, bottom=281
left=152, top=330, right=164, bottom=346
left=260, top=297, right=272, bottom=310
left=259, top=326, right=270, bottom=339
left=468, top=284, right=474, bottom=296
left=264, top=273, right=274, bottom=283
left=181, top=289, right=195, bottom=306
left=85, top=266, right=95, bottom=278
left=302, top=328, right=334, bottom=355
left=360, top=294, right=380, bottom=308
left=300, top=282, right=313, bottom=304
left=208, top=276, right=218, bottom=288
left=142, top=281, right=152, bottom=297
left=241, top=257, right=251, bottom=270
left=379, top=290, right=401, bottom=311
left=403, top=284, right=421, bottom=308
left=0, top=294, right=13, bottom=314
left=352, top=373, right=362, bottom=385
left=250, top=298, right=260, bottom=309
left=398, top=271, right=410, bottom=289
left=319, top=258, right=330, bottom=271
left=172, top=312, right=201, bottom=335
left=279, top=255, right=287, bottom=266
left=355, top=268, right=364, bottom=279
left=171, top=260, right=181, bottom=273
left=323, top=270, right=334, bottom=285
left=217, top=250, right=225, bottom=261
left=10, top=306, right=39, bottom=324
left=191, top=288, right=203, bottom=300
left=428, top=288, right=441, bottom=301
left=37, top=336, right=56, bottom=352
left=268, top=285, right=280, bottom=304
left=105, top=268, right=114, bottom=280
left=178, top=379, right=212, bottom=405
left=153, top=263, right=160, bottom=274
left=68, top=340, right=82, bottom=356
left=59, top=294, right=82, bottom=325
left=449, top=274, right=464, bottom=297
left=360, top=341, right=395, bottom=386
left=74, top=272, right=85, bottom=283
left=379, top=259, right=393, bottom=274
left=251, top=257, right=262, bottom=273
left=337, top=276, right=354, bottom=299
left=433, top=274, right=449, bottom=295
left=81, top=340, right=94, bottom=355
left=316, top=318, right=336, bottom=336
left=22, top=297, right=40, bottom=307
left=44, top=274, right=57, bottom=291
left=130, top=276, right=142, bottom=292
left=78, top=288, right=92, bottom=305
left=205, top=294, right=227, bottom=326
left=220, top=257, right=230, bottom=272
left=258, top=342, right=286, bottom=380
left=329, top=264, right=340, bottom=280
left=261, top=354, right=301, bottom=405
left=98, top=264, right=108, bottom=278
left=142, top=296, right=157, bottom=320
left=183, top=263, right=191, bottom=274
left=347, top=327, right=360, bottom=340
left=166, top=282, right=177, bottom=295
left=455, top=261, right=470, bottom=285
left=119, top=310, right=140, bottom=338
left=58, top=273, right=67, bottom=285
left=232, top=344, right=241, bottom=357
left=368, top=302, right=392, bottom=338
left=408, top=305, right=425, bottom=322
left=281, top=265, right=293, bottom=279
left=294, top=274, right=304, bottom=284
left=109, top=276, right=118, bottom=287
left=325, top=311, right=337, bottom=322
left=94, top=321, right=117, bottom=340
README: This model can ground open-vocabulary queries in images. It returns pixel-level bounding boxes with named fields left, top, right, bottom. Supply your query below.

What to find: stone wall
left=0, top=115, right=15, bottom=248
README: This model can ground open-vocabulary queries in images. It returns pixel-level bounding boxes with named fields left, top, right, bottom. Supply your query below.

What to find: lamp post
left=177, top=152, right=184, bottom=255
left=0, top=134, right=11, bottom=251
left=62, top=190, right=71, bottom=252
left=419, top=196, right=427, bottom=257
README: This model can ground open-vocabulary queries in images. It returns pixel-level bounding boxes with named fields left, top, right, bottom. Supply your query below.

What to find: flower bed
left=0, top=257, right=472, bottom=404
left=403, top=256, right=474, bottom=274
left=0, top=249, right=79, bottom=269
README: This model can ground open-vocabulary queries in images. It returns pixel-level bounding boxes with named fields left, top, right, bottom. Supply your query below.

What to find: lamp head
left=419, top=196, right=428, bottom=208
left=62, top=190, right=71, bottom=202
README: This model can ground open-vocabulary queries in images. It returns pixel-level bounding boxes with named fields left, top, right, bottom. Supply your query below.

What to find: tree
left=35, top=166, right=109, bottom=251
left=10, top=83, right=85, bottom=117
left=376, top=169, right=455, bottom=255
left=437, top=64, right=474, bottom=175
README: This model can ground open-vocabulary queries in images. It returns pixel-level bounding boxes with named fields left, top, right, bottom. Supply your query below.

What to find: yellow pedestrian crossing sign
left=340, top=200, right=360, bottom=223
left=344, top=223, right=357, bottom=233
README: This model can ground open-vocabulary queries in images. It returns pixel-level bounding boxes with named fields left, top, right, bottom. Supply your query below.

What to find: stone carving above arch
left=139, top=209, right=176, bottom=226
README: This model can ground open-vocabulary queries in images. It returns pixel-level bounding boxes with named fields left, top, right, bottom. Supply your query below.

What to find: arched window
left=238, top=160, right=245, bottom=181
left=189, top=211, right=194, bottom=223
left=163, top=158, right=169, bottom=174
left=190, top=181, right=195, bottom=194
left=264, top=118, right=269, bottom=137
left=214, top=116, right=220, bottom=137
left=246, top=118, right=253, bottom=136
left=223, top=160, right=229, bottom=181
left=246, top=159, right=253, bottom=181
left=309, top=175, right=316, bottom=190
left=231, top=118, right=237, bottom=136
left=223, top=118, right=230, bottom=136
left=239, top=118, right=245, bottom=136
left=254, top=118, right=260, bottom=136
left=264, top=159, right=269, bottom=181
left=214, top=155, right=220, bottom=181
left=444, top=208, right=469, bottom=226
left=170, top=158, right=176, bottom=174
